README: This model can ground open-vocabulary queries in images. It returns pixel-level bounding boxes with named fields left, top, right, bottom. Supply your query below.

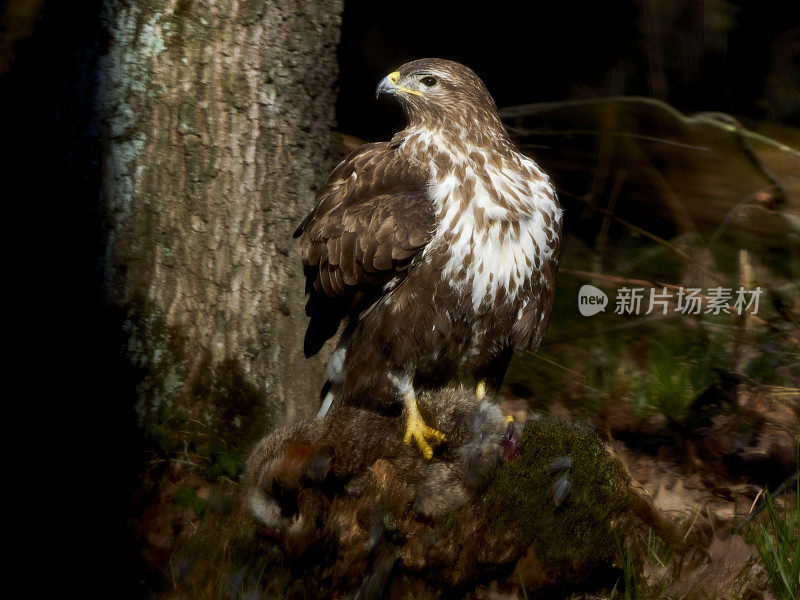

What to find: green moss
left=188, top=356, right=269, bottom=450
left=125, top=304, right=187, bottom=423
left=202, top=445, right=245, bottom=481
left=125, top=296, right=269, bottom=450
left=175, top=484, right=208, bottom=516
left=478, top=417, right=630, bottom=580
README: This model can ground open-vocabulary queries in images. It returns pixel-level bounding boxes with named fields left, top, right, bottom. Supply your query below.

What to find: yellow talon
left=403, top=392, right=445, bottom=459
left=476, top=380, right=487, bottom=401
left=505, top=414, right=514, bottom=423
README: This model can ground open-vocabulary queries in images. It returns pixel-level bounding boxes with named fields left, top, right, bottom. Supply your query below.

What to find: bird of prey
left=294, top=58, right=562, bottom=458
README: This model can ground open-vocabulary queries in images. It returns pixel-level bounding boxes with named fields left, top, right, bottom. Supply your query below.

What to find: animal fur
left=244, top=386, right=508, bottom=564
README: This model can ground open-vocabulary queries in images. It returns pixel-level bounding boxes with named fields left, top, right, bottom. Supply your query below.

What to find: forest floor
left=136, top=353, right=798, bottom=600
left=494, top=227, right=800, bottom=598
left=491, top=385, right=798, bottom=599
left=135, top=238, right=799, bottom=599
left=134, top=115, right=800, bottom=599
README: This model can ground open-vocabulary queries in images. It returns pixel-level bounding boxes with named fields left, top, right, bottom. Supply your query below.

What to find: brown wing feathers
left=294, top=142, right=434, bottom=357
left=511, top=224, right=563, bottom=353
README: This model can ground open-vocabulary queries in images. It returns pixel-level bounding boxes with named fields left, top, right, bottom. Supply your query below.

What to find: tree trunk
left=99, top=0, right=343, bottom=429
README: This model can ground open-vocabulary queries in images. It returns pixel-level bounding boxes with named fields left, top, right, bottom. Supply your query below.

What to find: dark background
left=3, top=0, right=798, bottom=597
left=337, top=0, right=800, bottom=140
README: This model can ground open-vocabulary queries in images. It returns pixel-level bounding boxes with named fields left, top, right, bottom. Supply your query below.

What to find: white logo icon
left=578, top=284, right=608, bottom=316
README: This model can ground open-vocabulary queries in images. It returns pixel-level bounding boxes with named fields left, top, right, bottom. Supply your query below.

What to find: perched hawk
left=294, top=59, right=562, bottom=458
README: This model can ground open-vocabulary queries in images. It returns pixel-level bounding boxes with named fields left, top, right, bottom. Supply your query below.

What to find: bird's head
left=376, top=58, right=502, bottom=131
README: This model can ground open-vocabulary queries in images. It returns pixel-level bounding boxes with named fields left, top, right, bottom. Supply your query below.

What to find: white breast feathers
left=421, top=134, right=562, bottom=314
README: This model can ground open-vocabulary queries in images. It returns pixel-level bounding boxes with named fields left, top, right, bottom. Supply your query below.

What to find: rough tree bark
left=98, top=0, right=343, bottom=428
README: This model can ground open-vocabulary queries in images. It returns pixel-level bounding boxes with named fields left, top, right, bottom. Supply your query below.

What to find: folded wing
left=294, top=142, right=435, bottom=357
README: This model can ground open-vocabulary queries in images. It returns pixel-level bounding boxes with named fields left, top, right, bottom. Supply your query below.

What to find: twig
left=628, top=487, right=688, bottom=551
left=682, top=507, right=702, bottom=542
left=706, top=505, right=716, bottom=538
left=523, top=352, right=603, bottom=394
left=517, top=131, right=711, bottom=151
left=501, top=96, right=800, bottom=160
left=595, top=169, right=627, bottom=270
left=735, top=472, right=800, bottom=533
left=748, top=488, right=765, bottom=517
left=558, top=188, right=718, bottom=281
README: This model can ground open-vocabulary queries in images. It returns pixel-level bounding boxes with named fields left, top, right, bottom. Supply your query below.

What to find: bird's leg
left=502, top=415, right=520, bottom=460
left=390, top=374, right=445, bottom=459
left=476, top=377, right=516, bottom=434
left=476, top=349, right=513, bottom=401
left=403, top=391, right=445, bottom=459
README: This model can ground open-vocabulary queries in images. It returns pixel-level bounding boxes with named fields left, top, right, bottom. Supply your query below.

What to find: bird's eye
left=419, top=76, right=437, bottom=87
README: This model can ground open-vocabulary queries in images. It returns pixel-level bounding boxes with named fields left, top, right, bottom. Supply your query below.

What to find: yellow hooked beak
left=375, top=71, right=422, bottom=99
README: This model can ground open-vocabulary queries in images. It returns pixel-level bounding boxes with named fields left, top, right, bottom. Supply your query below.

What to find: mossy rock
left=478, top=415, right=630, bottom=582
